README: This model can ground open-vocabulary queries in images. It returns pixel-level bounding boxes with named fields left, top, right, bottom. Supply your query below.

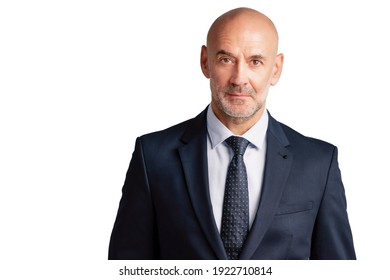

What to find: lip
left=227, top=93, right=251, bottom=97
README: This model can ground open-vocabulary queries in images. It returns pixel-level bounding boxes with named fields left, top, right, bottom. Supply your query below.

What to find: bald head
left=206, top=7, right=279, bottom=54
left=200, top=7, right=284, bottom=134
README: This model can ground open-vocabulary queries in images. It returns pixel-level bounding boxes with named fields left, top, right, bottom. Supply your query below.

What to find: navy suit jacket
left=108, top=108, right=356, bottom=260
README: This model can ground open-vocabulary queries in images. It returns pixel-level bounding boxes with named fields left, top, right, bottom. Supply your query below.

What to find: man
left=108, top=7, right=356, bottom=260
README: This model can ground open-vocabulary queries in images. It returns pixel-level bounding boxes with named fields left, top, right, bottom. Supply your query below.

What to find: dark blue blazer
left=109, top=108, right=356, bottom=260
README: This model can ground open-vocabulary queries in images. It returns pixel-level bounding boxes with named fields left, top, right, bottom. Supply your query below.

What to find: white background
left=1, top=0, right=389, bottom=279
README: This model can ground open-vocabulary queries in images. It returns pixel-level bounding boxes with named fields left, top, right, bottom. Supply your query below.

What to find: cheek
left=249, top=71, right=273, bottom=93
left=210, top=67, right=231, bottom=84
left=250, top=80, right=267, bottom=94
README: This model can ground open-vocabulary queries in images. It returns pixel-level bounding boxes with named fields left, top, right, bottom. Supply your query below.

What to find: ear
left=270, top=53, right=284, bottom=86
left=200, top=45, right=210, bottom=78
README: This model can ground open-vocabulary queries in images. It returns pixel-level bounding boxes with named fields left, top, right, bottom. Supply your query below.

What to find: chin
left=224, top=109, right=257, bottom=119
left=224, top=105, right=261, bottom=119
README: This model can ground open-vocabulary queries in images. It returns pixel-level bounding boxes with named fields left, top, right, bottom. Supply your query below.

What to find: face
left=201, top=17, right=283, bottom=124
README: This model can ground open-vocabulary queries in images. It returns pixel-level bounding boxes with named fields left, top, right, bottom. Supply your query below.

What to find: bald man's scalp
left=206, top=7, right=279, bottom=51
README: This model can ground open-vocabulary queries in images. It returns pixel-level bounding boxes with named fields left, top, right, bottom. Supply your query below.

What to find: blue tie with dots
left=221, top=136, right=250, bottom=260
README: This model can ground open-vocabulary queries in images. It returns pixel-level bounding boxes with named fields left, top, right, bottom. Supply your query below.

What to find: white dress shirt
left=206, top=105, right=268, bottom=232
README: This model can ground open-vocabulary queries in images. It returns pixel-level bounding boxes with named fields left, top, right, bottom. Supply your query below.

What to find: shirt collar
left=206, top=104, right=268, bottom=150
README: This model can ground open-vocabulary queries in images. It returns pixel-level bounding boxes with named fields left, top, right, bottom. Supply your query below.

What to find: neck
left=212, top=104, right=265, bottom=135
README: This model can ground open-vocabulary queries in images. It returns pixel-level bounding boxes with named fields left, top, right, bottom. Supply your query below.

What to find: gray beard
left=215, top=97, right=262, bottom=119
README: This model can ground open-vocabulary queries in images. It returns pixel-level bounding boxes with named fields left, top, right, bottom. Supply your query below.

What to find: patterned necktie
left=221, top=136, right=250, bottom=260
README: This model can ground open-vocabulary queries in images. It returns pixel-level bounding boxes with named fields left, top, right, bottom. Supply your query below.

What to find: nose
left=229, top=62, right=249, bottom=86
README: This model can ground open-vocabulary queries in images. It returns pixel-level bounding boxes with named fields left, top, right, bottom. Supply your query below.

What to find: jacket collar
left=240, top=112, right=293, bottom=259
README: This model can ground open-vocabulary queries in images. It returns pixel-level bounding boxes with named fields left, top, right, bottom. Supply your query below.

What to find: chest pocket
left=275, top=201, right=313, bottom=216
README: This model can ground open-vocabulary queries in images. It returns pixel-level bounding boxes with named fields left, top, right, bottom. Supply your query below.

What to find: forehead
left=209, top=19, right=277, bottom=56
left=212, top=32, right=273, bottom=58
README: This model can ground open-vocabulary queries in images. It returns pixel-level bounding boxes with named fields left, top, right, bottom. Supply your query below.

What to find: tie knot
left=225, top=136, right=249, bottom=156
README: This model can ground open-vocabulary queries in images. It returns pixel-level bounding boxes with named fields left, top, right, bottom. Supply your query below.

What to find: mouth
left=226, top=92, right=251, bottom=98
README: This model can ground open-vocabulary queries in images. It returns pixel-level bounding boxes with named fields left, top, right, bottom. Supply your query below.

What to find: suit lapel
left=178, top=109, right=227, bottom=260
left=240, top=113, right=293, bottom=259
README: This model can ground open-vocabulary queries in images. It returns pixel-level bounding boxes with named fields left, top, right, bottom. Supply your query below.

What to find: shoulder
left=284, top=122, right=334, bottom=148
left=269, top=113, right=337, bottom=156
left=138, top=108, right=207, bottom=148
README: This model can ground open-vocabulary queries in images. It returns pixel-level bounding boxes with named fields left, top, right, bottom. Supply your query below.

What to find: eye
left=219, top=57, right=233, bottom=64
left=252, top=60, right=262, bottom=66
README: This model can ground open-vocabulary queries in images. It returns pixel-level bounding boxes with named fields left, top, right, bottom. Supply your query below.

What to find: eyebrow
left=249, top=54, right=267, bottom=61
left=216, top=49, right=235, bottom=57
left=215, top=49, right=267, bottom=61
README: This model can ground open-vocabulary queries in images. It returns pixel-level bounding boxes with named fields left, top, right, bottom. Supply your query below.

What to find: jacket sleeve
left=310, top=147, right=356, bottom=259
left=108, top=137, right=158, bottom=259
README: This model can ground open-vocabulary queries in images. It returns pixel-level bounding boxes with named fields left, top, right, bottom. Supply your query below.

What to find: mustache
left=222, top=85, right=255, bottom=95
